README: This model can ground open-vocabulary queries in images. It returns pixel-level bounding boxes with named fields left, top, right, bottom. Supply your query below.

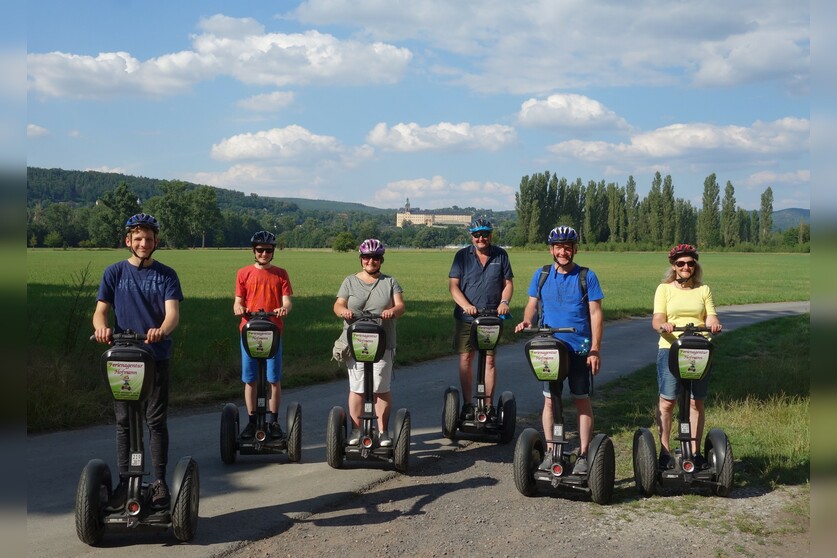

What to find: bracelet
left=500, top=299, right=510, bottom=305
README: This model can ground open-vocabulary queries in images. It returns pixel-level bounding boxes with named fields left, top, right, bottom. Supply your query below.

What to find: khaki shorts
left=452, top=319, right=496, bottom=355
left=347, top=348, right=394, bottom=393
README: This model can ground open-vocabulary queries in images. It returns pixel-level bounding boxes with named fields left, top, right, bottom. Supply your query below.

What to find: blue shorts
left=241, top=337, right=283, bottom=384
left=657, top=348, right=710, bottom=401
left=542, top=351, right=590, bottom=400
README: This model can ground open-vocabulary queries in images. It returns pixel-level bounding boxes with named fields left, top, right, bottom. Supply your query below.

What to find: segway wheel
left=326, top=406, right=346, bottom=469
left=498, top=391, right=516, bottom=444
left=588, top=435, right=615, bottom=505
left=172, top=458, right=200, bottom=542
left=286, top=402, right=302, bottom=463
left=710, top=436, right=734, bottom=497
left=513, top=428, right=543, bottom=497
left=220, top=403, right=239, bottom=465
left=75, top=459, right=112, bottom=546
left=442, top=387, right=459, bottom=439
left=632, top=428, right=657, bottom=497
left=393, top=408, right=411, bottom=474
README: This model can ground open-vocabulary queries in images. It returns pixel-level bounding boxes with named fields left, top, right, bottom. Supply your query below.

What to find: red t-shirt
left=236, top=265, right=294, bottom=332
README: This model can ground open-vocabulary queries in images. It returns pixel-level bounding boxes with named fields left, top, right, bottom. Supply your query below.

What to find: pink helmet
left=358, top=238, right=385, bottom=256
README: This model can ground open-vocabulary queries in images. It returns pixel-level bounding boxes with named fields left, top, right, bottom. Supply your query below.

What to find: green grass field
left=26, top=248, right=809, bottom=431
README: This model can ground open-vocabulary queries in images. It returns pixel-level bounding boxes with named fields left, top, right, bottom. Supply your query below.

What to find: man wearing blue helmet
left=93, top=213, right=184, bottom=510
left=449, top=219, right=514, bottom=421
left=514, top=225, right=604, bottom=475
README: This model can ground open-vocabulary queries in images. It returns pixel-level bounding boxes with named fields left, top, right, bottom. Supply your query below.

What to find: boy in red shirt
left=233, top=231, right=293, bottom=438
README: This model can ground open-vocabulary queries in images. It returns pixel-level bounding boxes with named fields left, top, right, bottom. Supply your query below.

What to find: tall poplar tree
left=698, top=173, right=721, bottom=248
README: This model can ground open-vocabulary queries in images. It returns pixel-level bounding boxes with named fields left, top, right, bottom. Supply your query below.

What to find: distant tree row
left=513, top=171, right=808, bottom=250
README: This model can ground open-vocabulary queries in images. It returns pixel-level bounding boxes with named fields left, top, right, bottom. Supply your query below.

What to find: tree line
left=26, top=167, right=808, bottom=251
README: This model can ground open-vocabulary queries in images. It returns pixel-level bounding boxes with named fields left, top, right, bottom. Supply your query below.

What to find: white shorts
left=347, top=349, right=394, bottom=393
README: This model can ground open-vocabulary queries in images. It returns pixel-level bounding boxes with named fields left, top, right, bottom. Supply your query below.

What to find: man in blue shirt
left=515, top=225, right=603, bottom=475
left=449, top=219, right=514, bottom=420
left=93, top=213, right=183, bottom=510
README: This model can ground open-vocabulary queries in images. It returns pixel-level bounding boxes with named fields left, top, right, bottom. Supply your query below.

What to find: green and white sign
left=475, top=324, right=500, bottom=351
left=677, top=348, right=711, bottom=380
left=528, top=348, right=561, bottom=381
left=352, top=331, right=380, bottom=363
left=246, top=330, right=275, bottom=359
left=107, top=360, right=146, bottom=401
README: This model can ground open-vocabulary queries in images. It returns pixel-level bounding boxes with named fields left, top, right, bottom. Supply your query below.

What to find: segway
left=442, top=309, right=516, bottom=443
left=220, top=310, right=302, bottom=464
left=326, top=312, right=410, bottom=473
left=633, top=324, right=733, bottom=497
left=76, top=332, right=199, bottom=545
left=512, top=326, right=615, bottom=504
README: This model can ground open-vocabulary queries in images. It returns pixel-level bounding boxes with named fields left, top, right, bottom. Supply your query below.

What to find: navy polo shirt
left=449, top=244, right=513, bottom=322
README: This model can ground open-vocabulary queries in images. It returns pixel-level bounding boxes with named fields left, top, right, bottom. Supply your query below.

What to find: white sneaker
left=378, top=431, right=392, bottom=447
left=348, top=429, right=361, bottom=445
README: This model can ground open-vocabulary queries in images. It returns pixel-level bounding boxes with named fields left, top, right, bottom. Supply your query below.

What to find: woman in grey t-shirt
left=333, top=239, right=406, bottom=447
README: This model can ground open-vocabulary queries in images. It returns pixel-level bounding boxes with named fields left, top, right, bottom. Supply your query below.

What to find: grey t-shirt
left=337, top=274, right=403, bottom=349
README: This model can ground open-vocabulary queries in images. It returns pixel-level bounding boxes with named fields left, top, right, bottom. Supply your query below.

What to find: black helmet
left=251, top=231, right=276, bottom=246
left=125, top=213, right=159, bottom=233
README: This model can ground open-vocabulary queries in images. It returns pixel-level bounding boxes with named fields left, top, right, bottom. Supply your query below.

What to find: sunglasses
left=674, top=260, right=696, bottom=268
left=471, top=232, right=491, bottom=238
left=255, top=247, right=275, bottom=254
left=361, top=255, right=382, bottom=262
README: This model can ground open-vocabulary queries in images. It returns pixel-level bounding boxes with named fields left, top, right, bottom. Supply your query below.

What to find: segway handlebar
left=662, top=323, right=717, bottom=334
left=89, top=331, right=151, bottom=342
left=519, top=326, right=576, bottom=334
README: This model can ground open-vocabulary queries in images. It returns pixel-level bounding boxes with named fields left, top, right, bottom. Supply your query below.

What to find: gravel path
left=223, top=420, right=809, bottom=558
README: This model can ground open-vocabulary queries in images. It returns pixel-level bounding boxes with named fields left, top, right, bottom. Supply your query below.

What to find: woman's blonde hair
left=662, top=261, right=703, bottom=286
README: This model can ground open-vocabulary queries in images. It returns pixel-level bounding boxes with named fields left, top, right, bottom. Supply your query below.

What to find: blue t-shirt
left=449, top=244, right=514, bottom=322
left=97, top=259, right=184, bottom=360
left=526, top=263, right=603, bottom=353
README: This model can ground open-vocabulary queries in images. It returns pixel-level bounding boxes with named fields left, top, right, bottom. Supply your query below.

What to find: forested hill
left=26, top=167, right=392, bottom=215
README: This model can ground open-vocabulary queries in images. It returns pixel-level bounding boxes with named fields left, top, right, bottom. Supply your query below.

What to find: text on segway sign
left=677, top=348, right=710, bottom=380
left=528, top=349, right=562, bottom=381
left=106, top=361, right=146, bottom=401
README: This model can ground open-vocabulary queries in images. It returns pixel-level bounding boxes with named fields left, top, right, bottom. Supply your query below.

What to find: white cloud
left=742, top=169, right=810, bottom=188
left=374, top=175, right=515, bottom=209
left=211, top=125, right=346, bottom=162
left=547, top=117, right=810, bottom=165
left=85, top=165, right=128, bottom=174
left=237, top=91, right=295, bottom=112
left=290, top=0, right=808, bottom=94
left=68, top=129, right=81, bottom=138
left=517, top=94, right=630, bottom=131
left=28, top=16, right=412, bottom=99
left=27, top=123, right=49, bottom=137
left=367, top=121, right=516, bottom=152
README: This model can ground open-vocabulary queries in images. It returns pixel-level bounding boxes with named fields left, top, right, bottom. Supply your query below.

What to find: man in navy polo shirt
left=448, top=219, right=514, bottom=420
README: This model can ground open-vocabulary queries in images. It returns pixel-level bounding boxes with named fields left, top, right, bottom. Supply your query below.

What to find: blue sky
left=26, top=0, right=809, bottom=212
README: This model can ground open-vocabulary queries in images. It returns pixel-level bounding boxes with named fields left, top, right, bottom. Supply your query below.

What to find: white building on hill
left=395, top=198, right=472, bottom=228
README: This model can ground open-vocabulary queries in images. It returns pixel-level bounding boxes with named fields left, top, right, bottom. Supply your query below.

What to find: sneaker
left=693, top=453, right=707, bottom=470
left=485, top=406, right=497, bottom=421
left=539, top=452, right=554, bottom=471
left=348, top=428, right=361, bottom=445
left=150, top=479, right=170, bottom=509
left=460, top=403, right=475, bottom=421
left=378, top=431, right=392, bottom=447
left=572, top=455, right=589, bottom=475
left=269, top=421, right=284, bottom=439
left=106, top=479, right=128, bottom=510
left=241, top=421, right=256, bottom=439
left=658, top=450, right=673, bottom=470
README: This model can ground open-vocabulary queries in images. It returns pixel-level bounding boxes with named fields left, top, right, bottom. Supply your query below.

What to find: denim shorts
left=541, top=351, right=590, bottom=400
left=241, top=337, right=283, bottom=384
left=657, top=348, right=710, bottom=401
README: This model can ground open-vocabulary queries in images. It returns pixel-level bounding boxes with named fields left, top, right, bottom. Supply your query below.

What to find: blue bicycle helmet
left=250, top=231, right=277, bottom=246
left=469, top=219, right=493, bottom=233
left=125, top=213, right=159, bottom=233
left=547, top=225, right=579, bottom=244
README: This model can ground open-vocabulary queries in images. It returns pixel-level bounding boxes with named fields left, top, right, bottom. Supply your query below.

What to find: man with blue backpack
left=514, top=225, right=604, bottom=475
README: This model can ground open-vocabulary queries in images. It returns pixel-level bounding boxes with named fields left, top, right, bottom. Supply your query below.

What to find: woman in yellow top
left=651, top=244, right=723, bottom=470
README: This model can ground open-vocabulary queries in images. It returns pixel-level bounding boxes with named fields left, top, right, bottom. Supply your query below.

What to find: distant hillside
left=26, top=167, right=392, bottom=215
left=771, top=208, right=809, bottom=232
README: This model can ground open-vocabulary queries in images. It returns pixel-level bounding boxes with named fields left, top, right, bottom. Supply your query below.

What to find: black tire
left=75, top=459, right=111, bottom=546
left=393, top=409, right=411, bottom=474
left=220, top=403, right=238, bottom=465
left=711, top=437, right=734, bottom=497
left=326, top=406, right=346, bottom=469
left=172, top=459, right=200, bottom=542
left=589, top=436, right=615, bottom=504
left=442, top=388, right=459, bottom=439
left=632, top=428, right=657, bottom=497
left=513, top=428, right=543, bottom=497
left=498, top=391, right=516, bottom=444
left=286, top=402, right=302, bottom=463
